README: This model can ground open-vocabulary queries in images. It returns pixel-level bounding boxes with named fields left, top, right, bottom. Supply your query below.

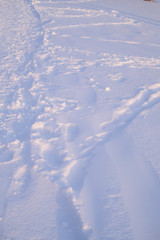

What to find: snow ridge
left=77, top=82, right=160, bottom=161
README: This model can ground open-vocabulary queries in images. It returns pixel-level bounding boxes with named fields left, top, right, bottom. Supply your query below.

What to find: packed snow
left=1, top=0, right=160, bottom=239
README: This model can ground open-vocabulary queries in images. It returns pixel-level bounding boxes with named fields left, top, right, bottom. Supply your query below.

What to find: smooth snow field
left=1, top=0, right=160, bottom=239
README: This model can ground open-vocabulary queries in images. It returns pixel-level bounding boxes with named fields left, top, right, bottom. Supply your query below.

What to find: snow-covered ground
left=1, top=0, right=160, bottom=239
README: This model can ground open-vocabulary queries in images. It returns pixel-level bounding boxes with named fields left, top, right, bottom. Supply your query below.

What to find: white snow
left=1, top=0, right=160, bottom=239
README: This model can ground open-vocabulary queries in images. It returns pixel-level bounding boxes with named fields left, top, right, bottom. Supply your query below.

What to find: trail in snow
left=1, top=0, right=160, bottom=239
left=0, top=0, right=45, bottom=237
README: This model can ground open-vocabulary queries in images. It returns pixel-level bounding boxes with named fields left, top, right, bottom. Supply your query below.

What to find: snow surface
left=1, top=0, right=160, bottom=239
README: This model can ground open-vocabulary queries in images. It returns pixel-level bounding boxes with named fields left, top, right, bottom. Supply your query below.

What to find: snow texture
left=1, top=0, right=160, bottom=239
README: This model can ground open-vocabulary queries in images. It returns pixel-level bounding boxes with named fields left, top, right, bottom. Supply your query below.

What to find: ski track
left=1, top=0, right=160, bottom=239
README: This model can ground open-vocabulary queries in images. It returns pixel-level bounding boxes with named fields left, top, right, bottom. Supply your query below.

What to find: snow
left=1, top=0, right=160, bottom=239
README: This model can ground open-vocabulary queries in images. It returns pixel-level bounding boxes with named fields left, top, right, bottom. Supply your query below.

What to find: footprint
left=8, top=164, right=28, bottom=197
left=39, top=141, right=66, bottom=170
left=65, top=123, right=79, bottom=142
left=56, top=189, right=88, bottom=240
left=78, top=87, right=97, bottom=106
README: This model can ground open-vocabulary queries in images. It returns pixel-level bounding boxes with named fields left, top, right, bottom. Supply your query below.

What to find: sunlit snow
left=1, top=0, right=160, bottom=239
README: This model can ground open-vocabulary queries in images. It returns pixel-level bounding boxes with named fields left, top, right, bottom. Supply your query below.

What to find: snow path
left=1, top=0, right=160, bottom=239
left=0, top=0, right=50, bottom=238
